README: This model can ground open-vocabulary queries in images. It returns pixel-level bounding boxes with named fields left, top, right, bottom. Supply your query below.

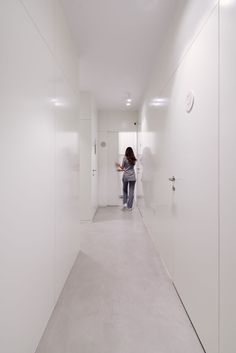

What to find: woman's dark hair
left=125, top=147, right=137, bottom=165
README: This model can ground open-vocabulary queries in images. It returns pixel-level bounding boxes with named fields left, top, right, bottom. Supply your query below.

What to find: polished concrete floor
left=36, top=207, right=204, bottom=353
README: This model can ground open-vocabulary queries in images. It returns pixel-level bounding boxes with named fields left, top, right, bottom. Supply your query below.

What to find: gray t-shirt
left=122, top=157, right=136, bottom=181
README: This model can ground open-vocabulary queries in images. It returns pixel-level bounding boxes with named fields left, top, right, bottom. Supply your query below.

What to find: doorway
left=107, top=131, right=138, bottom=206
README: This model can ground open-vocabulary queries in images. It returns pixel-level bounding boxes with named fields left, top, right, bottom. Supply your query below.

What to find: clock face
left=186, top=91, right=194, bottom=113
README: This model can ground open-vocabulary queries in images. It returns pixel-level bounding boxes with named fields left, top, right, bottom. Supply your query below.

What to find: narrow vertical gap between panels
left=217, top=2, right=221, bottom=353
left=53, top=85, right=57, bottom=306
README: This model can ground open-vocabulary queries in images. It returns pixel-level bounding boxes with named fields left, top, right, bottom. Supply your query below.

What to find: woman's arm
left=115, top=162, right=124, bottom=171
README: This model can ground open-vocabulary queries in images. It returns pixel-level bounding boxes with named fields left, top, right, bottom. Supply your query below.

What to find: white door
left=139, top=8, right=219, bottom=353
left=171, top=10, right=218, bottom=353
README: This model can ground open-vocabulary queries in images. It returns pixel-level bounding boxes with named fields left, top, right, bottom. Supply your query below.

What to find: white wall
left=138, top=1, right=219, bottom=353
left=80, top=92, right=98, bottom=221
left=0, top=1, right=80, bottom=353
left=98, top=110, right=138, bottom=206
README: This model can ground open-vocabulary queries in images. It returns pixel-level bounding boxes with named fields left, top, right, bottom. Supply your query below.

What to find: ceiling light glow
left=124, top=92, right=132, bottom=106
left=50, top=98, right=64, bottom=107
left=221, top=0, right=235, bottom=6
left=54, top=102, right=63, bottom=107
left=149, top=97, right=168, bottom=107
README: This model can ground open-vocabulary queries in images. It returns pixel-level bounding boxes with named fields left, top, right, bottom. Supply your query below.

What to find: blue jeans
left=123, top=180, right=136, bottom=209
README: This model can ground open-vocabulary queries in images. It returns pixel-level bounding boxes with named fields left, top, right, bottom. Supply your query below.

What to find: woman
left=116, top=147, right=137, bottom=211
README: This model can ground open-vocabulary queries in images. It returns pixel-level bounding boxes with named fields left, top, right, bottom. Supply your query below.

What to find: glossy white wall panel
left=80, top=91, right=93, bottom=119
left=0, top=2, right=55, bottom=352
left=80, top=119, right=92, bottom=220
left=220, top=1, right=236, bottom=352
left=139, top=3, right=219, bottom=352
left=0, top=1, right=80, bottom=352
left=54, top=76, right=80, bottom=300
left=80, top=92, right=98, bottom=221
left=138, top=101, right=175, bottom=277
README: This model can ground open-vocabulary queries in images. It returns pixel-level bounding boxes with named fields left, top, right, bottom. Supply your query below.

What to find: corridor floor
left=36, top=207, right=204, bottom=353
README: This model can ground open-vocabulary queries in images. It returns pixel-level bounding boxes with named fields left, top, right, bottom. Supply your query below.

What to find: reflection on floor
left=36, top=206, right=204, bottom=353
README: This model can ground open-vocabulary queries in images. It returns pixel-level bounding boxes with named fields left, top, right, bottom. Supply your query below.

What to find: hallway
left=36, top=207, right=203, bottom=353
left=1, top=1, right=236, bottom=352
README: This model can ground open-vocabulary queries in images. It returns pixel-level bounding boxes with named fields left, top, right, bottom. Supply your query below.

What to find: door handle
left=168, top=176, right=176, bottom=191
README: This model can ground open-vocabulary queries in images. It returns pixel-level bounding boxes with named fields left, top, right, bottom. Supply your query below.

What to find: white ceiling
left=60, top=0, right=179, bottom=110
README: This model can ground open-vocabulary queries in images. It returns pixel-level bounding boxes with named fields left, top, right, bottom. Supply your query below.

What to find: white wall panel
left=80, top=91, right=93, bottom=119
left=80, top=92, right=98, bottom=221
left=138, top=100, right=175, bottom=278
left=80, top=119, right=93, bottom=220
left=0, top=3, right=55, bottom=352
left=54, top=77, right=80, bottom=300
left=0, top=1, right=80, bottom=353
left=138, top=2, right=219, bottom=352
left=220, top=1, right=236, bottom=352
